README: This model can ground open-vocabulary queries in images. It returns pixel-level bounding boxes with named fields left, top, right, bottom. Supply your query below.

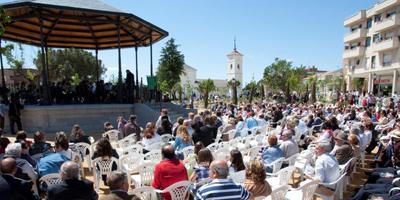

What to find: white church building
left=180, top=43, right=244, bottom=98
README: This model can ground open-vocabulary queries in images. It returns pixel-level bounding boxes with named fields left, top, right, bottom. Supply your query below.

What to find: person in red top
left=152, top=144, right=188, bottom=200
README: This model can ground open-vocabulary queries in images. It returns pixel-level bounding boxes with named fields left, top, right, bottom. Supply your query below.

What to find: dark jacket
left=192, top=125, right=214, bottom=147
left=335, top=143, right=354, bottom=165
left=47, top=179, right=98, bottom=200
left=2, top=174, right=36, bottom=200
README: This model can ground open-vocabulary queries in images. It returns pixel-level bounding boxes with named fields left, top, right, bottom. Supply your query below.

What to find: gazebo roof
left=0, top=0, right=168, bottom=49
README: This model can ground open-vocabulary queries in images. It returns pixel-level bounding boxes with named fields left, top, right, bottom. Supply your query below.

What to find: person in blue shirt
left=174, top=126, right=193, bottom=152
left=245, top=112, right=258, bottom=129
left=37, top=133, right=70, bottom=177
left=261, top=135, right=283, bottom=173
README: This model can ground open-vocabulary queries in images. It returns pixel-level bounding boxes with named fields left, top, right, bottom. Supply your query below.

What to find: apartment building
left=343, top=0, right=400, bottom=96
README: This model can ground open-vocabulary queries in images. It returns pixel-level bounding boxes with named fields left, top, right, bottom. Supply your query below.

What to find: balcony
left=374, top=14, right=400, bottom=32
left=344, top=10, right=366, bottom=26
left=343, top=46, right=365, bottom=59
left=344, top=28, right=367, bottom=42
left=374, top=0, right=400, bottom=13
left=373, top=38, right=399, bottom=51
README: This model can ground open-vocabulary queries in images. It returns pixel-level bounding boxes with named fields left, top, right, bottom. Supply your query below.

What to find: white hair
left=317, top=141, right=332, bottom=152
left=5, top=143, right=22, bottom=158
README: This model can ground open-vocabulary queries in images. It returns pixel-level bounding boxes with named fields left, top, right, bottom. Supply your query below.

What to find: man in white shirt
left=313, top=141, right=340, bottom=196
left=279, top=129, right=299, bottom=158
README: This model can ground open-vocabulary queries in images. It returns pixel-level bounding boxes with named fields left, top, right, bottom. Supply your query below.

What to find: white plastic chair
left=314, top=173, right=347, bottom=200
left=92, top=157, right=119, bottom=191
left=155, top=180, right=192, bottom=200
left=212, top=148, right=230, bottom=160
left=255, top=185, right=291, bottom=200
left=240, top=128, right=250, bottom=137
left=247, top=146, right=262, bottom=160
left=206, top=142, right=219, bottom=152
left=178, top=146, right=194, bottom=159
left=121, top=144, right=143, bottom=156
left=266, top=157, right=285, bottom=174
left=286, top=180, right=320, bottom=200
left=128, top=186, right=157, bottom=200
left=160, top=134, right=174, bottom=143
left=266, top=166, right=295, bottom=188
left=117, top=136, right=137, bottom=149
left=229, top=170, right=246, bottom=184
left=283, top=153, right=299, bottom=166
left=120, top=153, right=143, bottom=173
left=103, top=130, right=120, bottom=143
left=143, top=150, right=162, bottom=162
left=146, top=142, right=163, bottom=152
left=39, top=173, right=63, bottom=187
left=131, top=161, right=157, bottom=187
left=75, top=142, right=92, bottom=172
left=227, top=129, right=237, bottom=140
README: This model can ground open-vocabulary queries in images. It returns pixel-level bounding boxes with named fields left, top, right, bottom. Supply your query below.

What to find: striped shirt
left=195, top=179, right=250, bottom=200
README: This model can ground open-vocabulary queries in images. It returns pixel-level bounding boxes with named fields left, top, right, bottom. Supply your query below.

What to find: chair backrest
left=75, top=142, right=91, bottom=158
left=250, top=126, right=259, bottom=135
left=213, top=148, right=230, bottom=160
left=227, top=129, right=237, bottom=140
left=103, top=130, right=120, bottom=142
left=229, top=170, right=246, bottom=184
left=121, top=144, right=143, bottom=156
left=284, top=153, right=299, bottom=166
left=217, top=142, right=229, bottom=150
left=118, top=137, right=136, bottom=149
left=138, top=161, right=157, bottom=186
left=128, top=186, right=157, bottom=200
left=254, top=134, right=265, bottom=145
left=298, top=180, right=320, bottom=200
left=270, top=185, right=291, bottom=200
left=240, top=128, right=250, bottom=137
left=143, top=150, right=162, bottom=162
left=206, top=142, right=219, bottom=152
left=179, top=146, right=194, bottom=159
left=270, top=157, right=285, bottom=174
left=277, top=166, right=295, bottom=186
left=248, top=146, right=262, bottom=160
left=71, top=152, right=82, bottom=164
left=146, top=142, right=163, bottom=152
left=120, top=153, right=143, bottom=173
left=39, top=173, right=63, bottom=187
left=160, top=134, right=174, bottom=143
left=340, top=157, right=355, bottom=175
left=162, top=180, right=192, bottom=200
left=92, top=157, right=119, bottom=175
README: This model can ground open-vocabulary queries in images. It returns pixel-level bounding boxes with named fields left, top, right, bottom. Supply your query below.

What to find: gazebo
left=0, top=0, right=168, bottom=104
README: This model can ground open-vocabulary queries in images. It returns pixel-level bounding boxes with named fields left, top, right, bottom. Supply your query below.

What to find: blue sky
left=1, top=0, right=377, bottom=85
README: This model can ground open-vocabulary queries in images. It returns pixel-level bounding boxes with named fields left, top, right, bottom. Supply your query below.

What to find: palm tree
left=227, top=79, right=240, bottom=105
left=197, top=79, right=216, bottom=109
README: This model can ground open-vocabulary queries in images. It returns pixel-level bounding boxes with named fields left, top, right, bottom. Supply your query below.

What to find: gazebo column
left=117, top=17, right=123, bottom=102
left=0, top=39, right=6, bottom=102
left=135, top=46, right=139, bottom=100
left=95, top=48, right=99, bottom=82
left=149, top=33, right=154, bottom=101
left=39, top=15, right=51, bottom=105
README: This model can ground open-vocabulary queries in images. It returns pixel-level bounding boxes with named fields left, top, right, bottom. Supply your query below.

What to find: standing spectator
left=244, top=160, right=272, bottom=199
left=8, top=94, right=24, bottom=135
left=152, top=144, right=188, bottom=200
left=1, top=157, right=36, bottom=200
left=123, top=115, right=141, bottom=141
left=195, top=160, right=250, bottom=200
left=117, top=116, right=126, bottom=139
left=69, top=124, right=91, bottom=144
left=47, top=161, right=98, bottom=200
left=100, top=172, right=139, bottom=200
left=229, top=149, right=246, bottom=173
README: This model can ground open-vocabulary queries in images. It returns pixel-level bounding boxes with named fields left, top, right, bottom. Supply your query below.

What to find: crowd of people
left=0, top=91, right=400, bottom=199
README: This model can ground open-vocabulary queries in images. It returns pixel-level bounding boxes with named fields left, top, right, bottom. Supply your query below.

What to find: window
left=230, top=64, right=233, bottom=69
left=371, top=56, right=376, bottom=68
left=237, top=64, right=240, bottom=69
left=373, top=33, right=381, bottom=43
left=367, top=18, right=372, bottom=29
left=374, top=14, right=382, bottom=22
left=365, top=37, right=371, bottom=47
left=387, top=11, right=396, bottom=18
left=384, top=32, right=393, bottom=40
left=383, top=53, right=392, bottom=66
left=356, top=59, right=360, bottom=65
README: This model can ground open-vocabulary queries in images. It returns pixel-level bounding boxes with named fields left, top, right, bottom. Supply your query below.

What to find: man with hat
left=330, top=131, right=353, bottom=165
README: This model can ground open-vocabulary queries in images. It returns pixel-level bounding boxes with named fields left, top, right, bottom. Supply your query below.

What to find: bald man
left=47, top=161, right=98, bottom=200
left=1, top=157, right=36, bottom=200
left=195, top=160, right=250, bottom=200
left=152, top=144, right=188, bottom=200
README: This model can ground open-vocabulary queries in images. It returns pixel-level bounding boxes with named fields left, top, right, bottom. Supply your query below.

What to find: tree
left=0, top=7, right=11, bottom=36
left=172, top=82, right=183, bottom=101
left=227, top=79, right=240, bottom=105
left=184, top=81, right=193, bottom=100
left=33, top=48, right=106, bottom=83
left=244, top=81, right=257, bottom=104
left=156, top=38, right=185, bottom=96
left=197, top=79, right=215, bottom=109
left=263, top=58, right=306, bottom=102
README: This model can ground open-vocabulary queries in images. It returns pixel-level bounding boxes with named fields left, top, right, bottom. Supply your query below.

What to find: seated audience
left=29, top=131, right=52, bottom=156
left=279, top=129, right=299, bottom=158
left=330, top=131, right=353, bottom=165
left=123, top=115, right=141, bottom=140
left=69, top=124, right=91, bottom=144
left=4, top=142, right=37, bottom=182
left=229, top=149, right=246, bottom=173
left=47, top=161, right=98, bottom=200
left=195, top=160, right=250, bottom=199
left=152, top=144, right=188, bottom=200
left=141, top=122, right=161, bottom=149
left=100, top=171, right=139, bottom=200
left=261, top=135, right=283, bottom=172
left=173, top=126, right=193, bottom=151
left=244, top=160, right=272, bottom=199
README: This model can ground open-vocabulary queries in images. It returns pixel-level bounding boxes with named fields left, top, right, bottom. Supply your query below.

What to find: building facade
left=343, top=0, right=400, bottom=96
left=227, top=45, right=243, bottom=95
